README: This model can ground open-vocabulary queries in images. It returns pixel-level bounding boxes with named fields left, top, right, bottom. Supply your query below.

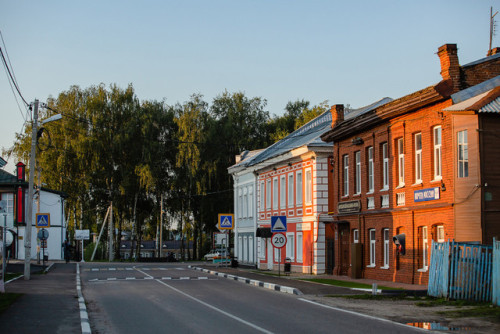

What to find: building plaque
left=338, top=200, right=361, bottom=214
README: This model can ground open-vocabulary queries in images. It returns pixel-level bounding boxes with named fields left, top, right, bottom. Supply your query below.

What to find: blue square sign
left=36, top=213, right=50, bottom=228
left=271, top=216, right=287, bottom=232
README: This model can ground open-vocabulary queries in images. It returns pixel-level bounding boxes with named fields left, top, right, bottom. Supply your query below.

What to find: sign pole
left=278, top=247, right=281, bottom=277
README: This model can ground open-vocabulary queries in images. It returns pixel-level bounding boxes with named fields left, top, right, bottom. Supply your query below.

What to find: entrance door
left=326, top=238, right=335, bottom=274
left=267, top=238, right=273, bottom=270
left=339, top=224, right=350, bottom=276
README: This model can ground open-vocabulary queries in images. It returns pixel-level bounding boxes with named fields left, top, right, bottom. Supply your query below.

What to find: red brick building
left=321, top=44, right=500, bottom=284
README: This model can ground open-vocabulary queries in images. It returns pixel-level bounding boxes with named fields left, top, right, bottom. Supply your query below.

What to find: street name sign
left=218, top=214, right=234, bottom=230
left=271, top=233, right=287, bottom=248
left=271, top=216, right=287, bottom=232
left=36, top=213, right=50, bottom=228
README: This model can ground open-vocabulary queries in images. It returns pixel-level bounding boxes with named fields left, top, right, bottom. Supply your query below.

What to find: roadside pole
left=25, top=99, right=39, bottom=280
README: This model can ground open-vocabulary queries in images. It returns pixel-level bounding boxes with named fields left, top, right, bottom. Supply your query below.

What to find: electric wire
left=0, top=46, right=28, bottom=107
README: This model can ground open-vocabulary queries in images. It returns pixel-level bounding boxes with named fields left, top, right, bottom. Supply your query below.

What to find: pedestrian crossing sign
left=36, top=213, right=50, bottom=228
left=271, top=216, right=287, bottom=232
left=218, top=214, right=234, bottom=230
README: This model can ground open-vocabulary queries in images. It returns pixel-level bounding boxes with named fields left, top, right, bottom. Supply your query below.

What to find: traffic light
left=393, top=233, right=406, bottom=255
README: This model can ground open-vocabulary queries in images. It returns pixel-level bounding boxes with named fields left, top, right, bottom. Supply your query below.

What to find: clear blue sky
left=0, top=1, right=496, bottom=172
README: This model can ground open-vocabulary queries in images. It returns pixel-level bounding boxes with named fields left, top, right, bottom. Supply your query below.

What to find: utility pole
left=25, top=99, right=38, bottom=280
left=160, top=194, right=163, bottom=258
left=108, top=201, right=114, bottom=261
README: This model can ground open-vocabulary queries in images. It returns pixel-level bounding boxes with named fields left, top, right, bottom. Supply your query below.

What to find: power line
left=0, top=46, right=29, bottom=107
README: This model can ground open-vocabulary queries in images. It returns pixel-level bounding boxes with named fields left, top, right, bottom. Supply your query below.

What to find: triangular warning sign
left=273, top=217, right=286, bottom=230
left=221, top=217, right=231, bottom=227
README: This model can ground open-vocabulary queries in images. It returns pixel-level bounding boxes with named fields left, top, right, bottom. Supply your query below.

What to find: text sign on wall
left=337, top=200, right=361, bottom=214
left=414, top=187, right=440, bottom=202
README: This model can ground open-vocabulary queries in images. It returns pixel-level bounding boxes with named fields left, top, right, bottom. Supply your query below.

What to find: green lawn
left=300, top=278, right=400, bottom=290
left=4, top=273, right=23, bottom=281
left=0, top=293, right=23, bottom=314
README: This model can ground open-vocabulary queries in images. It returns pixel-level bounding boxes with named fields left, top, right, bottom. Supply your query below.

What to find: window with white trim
left=382, top=142, right=389, bottom=189
left=266, top=179, right=271, bottom=210
left=369, top=229, right=376, bottom=267
left=383, top=228, right=390, bottom=268
left=437, top=226, right=445, bottom=243
left=458, top=130, right=468, bottom=178
left=243, top=187, right=248, bottom=218
left=433, top=126, right=442, bottom=180
left=248, top=186, right=253, bottom=218
left=280, top=175, right=286, bottom=209
left=288, top=173, right=294, bottom=207
left=305, top=169, right=312, bottom=204
left=353, top=229, right=359, bottom=243
left=259, top=238, right=265, bottom=259
left=397, top=138, right=405, bottom=186
left=273, top=177, right=278, bottom=210
left=274, top=246, right=279, bottom=263
left=355, top=151, right=361, bottom=195
left=367, top=147, right=374, bottom=193
left=286, top=232, right=295, bottom=261
left=260, top=181, right=265, bottom=212
left=238, top=188, right=243, bottom=218
left=249, top=236, right=254, bottom=263
left=343, top=155, right=349, bottom=196
left=296, top=171, right=303, bottom=205
left=422, top=226, right=428, bottom=270
left=415, top=133, right=422, bottom=183
left=296, top=232, right=303, bottom=262
left=2, top=193, right=14, bottom=213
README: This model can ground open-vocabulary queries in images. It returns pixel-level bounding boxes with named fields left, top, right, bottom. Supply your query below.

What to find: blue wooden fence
left=493, top=238, right=500, bottom=306
left=428, top=240, right=493, bottom=302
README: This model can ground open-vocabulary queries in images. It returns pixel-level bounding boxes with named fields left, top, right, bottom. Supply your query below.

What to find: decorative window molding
left=355, top=151, right=361, bottom=195
left=367, top=147, right=374, bottom=193
left=343, top=155, right=349, bottom=196
left=381, top=194, right=389, bottom=208
left=458, top=130, right=468, bottom=178
left=397, top=138, right=405, bottom=187
left=415, top=133, right=422, bottom=183
left=433, top=126, right=442, bottom=181
left=396, top=192, right=405, bottom=206
left=367, top=197, right=375, bottom=210
left=382, top=142, right=389, bottom=190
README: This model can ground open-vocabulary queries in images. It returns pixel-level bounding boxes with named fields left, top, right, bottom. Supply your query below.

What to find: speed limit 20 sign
left=271, top=233, right=287, bottom=248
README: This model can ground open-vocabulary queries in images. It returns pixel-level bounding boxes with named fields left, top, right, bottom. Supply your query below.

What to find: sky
left=0, top=1, right=497, bottom=173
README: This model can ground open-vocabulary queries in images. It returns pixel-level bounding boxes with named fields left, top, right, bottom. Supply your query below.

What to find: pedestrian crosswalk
left=87, top=276, right=215, bottom=282
left=84, top=267, right=185, bottom=272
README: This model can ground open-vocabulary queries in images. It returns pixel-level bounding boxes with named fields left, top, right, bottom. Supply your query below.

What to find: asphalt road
left=80, top=263, right=425, bottom=334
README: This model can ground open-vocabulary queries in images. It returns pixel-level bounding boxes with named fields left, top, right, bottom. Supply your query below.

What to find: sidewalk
left=195, top=262, right=427, bottom=295
left=0, top=261, right=81, bottom=334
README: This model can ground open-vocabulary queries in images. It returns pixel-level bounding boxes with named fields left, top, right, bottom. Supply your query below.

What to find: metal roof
left=451, top=75, right=500, bottom=104
left=0, top=157, right=6, bottom=168
left=246, top=97, right=392, bottom=168
left=479, top=96, right=500, bottom=113
left=462, top=52, right=500, bottom=68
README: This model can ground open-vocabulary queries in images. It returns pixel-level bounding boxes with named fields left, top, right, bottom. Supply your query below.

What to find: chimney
left=437, top=44, right=461, bottom=92
left=487, top=47, right=500, bottom=56
left=330, top=104, right=344, bottom=128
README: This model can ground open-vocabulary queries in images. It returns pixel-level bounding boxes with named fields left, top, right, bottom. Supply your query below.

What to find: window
left=437, top=226, right=445, bottom=243
left=353, top=229, right=359, bottom=243
left=367, top=147, right=374, bottom=193
left=369, top=229, right=376, bottom=267
left=288, top=173, right=294, bottom=207
left=296, top=171, right=303, bottom=205
left=343, top=155, right=349, bottom=196
left=243, top=187, right=248, bottom=218
left=434, top=126, right=442, bottom=180
left=274, top=245, right=279, bottom=263
left=248, top=186, right=253, bottom=217
left=415, top=133, right=422, bottom=183
left=280, top=175, right=286, bottom=208
left=259, top=238, right=265, bottom=259
left=238, top=236, right=243, bottom=260
left=260, top=181, right=265, bottom=211
left=422, top=226, right=428, bottom=270
left=397, top=138, right=405, bottom=186
left=286, top=232, right=295, bottom=261
left=1, top=193, right=14, bottom=213
left=266, top=179, right=271, bottom=210
left=296, top=232, right=303, bottom=262
left=458, top=130, right=468, bottom=178
left=305, top=169, right=312, bottom=204
left=238, top=188, right=243, bottom=218
left=249, top=236, right=254, bottom=263
left=383, top=229, right=390, bottom=268
left=355, top=151, right=361, bottom=195
left=273, top=177, right=278, bottom=209
left=382, top=143, right=389, bottom=189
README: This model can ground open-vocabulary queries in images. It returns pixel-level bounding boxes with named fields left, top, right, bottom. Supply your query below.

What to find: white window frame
left=248, top=186, right=253, bottom=218
left=305, top=168, right=312, bottom=204
left=296, top=232, right=303, bottom=262
left=274, top=246, right=279, bottom=263
left=238, top=188, right=243, bottom=218
left=368, top=229, right=376, bottom=267
left=382, top=143, right=389, bottom=190
left=353, top=229, right=359, bottom=243
left=2, top=193, right=14, bottom=214
left=383, top=228, right=390, bottom=269
left=273, top=177, right=278, bottom=210
left=355, top=151, right=361, bottom=195
left=458, top=130, right=468, bottom=178
left=259, top=238, right=266, bottom=259
left=243, top=187, right=248, bottom=218
left=286, top=232, right=295, bottom=261
left=288, top=173, right=294, bottom=207
left=296, top=171, right=303, bottom=205
left=437, top=226, right=445, bottom=243
left=343, top=155, right=349, bottom=196
left=260, top=181, right=265, bottom=212
left=397, top=138, right=405, bottom=187
left=433, top=126, right=442, bottom=180
left=415, top=133, right=422, bottom=184
left=249, top=236, right=254, bottom=263
left=266, top=179, right=271, bottom=210
left=280, top=175, right=286, bottom=209
left=367, top=147, right=374, bottom=193
left=422, top=226, right=428, bottom=270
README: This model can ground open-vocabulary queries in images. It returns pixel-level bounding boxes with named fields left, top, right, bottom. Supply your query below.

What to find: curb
left=189, top=266, right=303, bottom=295
left=76, top=264, right=91, bottom=334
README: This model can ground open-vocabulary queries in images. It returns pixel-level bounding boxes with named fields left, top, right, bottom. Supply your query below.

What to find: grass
left=4, top=273, right=22, bottom=281
left=0, top=293, right=23, bottom=314
left=437, top=305, right=500, bottom=322
left=251, top=270, right=284, bottom=277
left=327, top=293, right=414, bottom=300
left=299, top=278, right=400, bottom=290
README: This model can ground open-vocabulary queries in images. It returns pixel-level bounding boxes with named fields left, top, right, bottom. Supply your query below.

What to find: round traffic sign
left=37, top=228, right=49, bottom=240
left=271, top=232, right=287, bottom=248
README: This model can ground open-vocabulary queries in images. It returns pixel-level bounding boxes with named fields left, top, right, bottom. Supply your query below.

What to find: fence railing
left=428, top=240, right=494, bottom=302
